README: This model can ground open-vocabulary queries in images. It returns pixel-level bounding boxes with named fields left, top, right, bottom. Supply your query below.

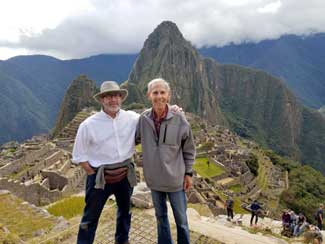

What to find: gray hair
left=147, top=78, right=171, bottom=93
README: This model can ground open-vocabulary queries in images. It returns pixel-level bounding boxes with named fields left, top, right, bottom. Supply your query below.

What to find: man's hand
left=183, top=175, right=192, bottom=191
left=170, top=104, right=183, bottom=113
left=80, top=162, right=96, bottom=175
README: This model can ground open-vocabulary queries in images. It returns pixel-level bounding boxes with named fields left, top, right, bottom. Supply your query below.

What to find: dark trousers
left=227, top=207, right=234, bottom=219
left=77, top=174, right=133, bottom=244
left=317, top=219, right=323, bottom=230
left=250, top=211, right=258, bottom=225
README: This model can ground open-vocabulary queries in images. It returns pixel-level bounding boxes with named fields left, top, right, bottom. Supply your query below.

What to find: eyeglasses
left=101, top=93, right=122, bottom=99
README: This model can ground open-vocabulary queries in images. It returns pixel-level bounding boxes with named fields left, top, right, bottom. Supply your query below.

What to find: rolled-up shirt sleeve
left=72, top=122, right=90, bottom=164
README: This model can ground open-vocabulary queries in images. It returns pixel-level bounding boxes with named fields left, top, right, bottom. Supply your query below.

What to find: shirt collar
left=99, top=109, right=123, bottom=120
left=150, top=104, right=174, bottom=120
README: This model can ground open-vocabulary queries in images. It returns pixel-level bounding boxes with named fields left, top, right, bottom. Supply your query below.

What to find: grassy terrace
left=47, top=196, right=86, bottom=219
left=47, top=196, right=115, bottom=219
left=214, top=189, right=249, bottom=214
left=0, top=192, right=55, bottom=242
left=229, top=184, right=242, bottom=193
left=193, top=157, right=225, bottom=178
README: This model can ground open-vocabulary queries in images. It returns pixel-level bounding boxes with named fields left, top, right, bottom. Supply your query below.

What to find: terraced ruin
left=0, top=108, right=289, bottom=243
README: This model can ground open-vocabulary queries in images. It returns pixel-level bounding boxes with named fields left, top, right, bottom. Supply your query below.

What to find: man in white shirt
left=72, top=81, right=139, bottom=244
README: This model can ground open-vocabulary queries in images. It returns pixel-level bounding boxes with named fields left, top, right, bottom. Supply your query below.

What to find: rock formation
left=125, top=20, right=325, bottom=173
left=51, top=75, right=98, bottom=137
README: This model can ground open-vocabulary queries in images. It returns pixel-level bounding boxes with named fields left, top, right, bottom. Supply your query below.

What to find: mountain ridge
left=0, top=54, right=136, bottom=143
left=199, top=33, right=325, bottom=108
left=126, top=21, right=325, bottom=173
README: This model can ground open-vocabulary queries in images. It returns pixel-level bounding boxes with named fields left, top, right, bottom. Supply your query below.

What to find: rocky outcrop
left=52, top=75, right=98, bottom=137
left=125, top=21, right=225, bottom=125
left=126, top=21, right=325, bottom=173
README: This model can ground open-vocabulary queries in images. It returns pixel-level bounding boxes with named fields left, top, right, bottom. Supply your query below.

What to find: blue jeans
left=77, top=173, right=133, bottom=244
left=151, top=190, right=190, bottom=244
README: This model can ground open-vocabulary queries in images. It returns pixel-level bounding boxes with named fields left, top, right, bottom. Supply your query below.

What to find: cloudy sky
left=1, top=0, right=325, bottom=60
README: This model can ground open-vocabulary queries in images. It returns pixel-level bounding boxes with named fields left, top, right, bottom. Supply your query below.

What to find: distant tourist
left=282, top=209, right=291, bottom=227
left=225, top=196, right=234, bottom=220
left=249, top=199, right=261, bottom=226
left=293, top=213, right=307, bottom=237
left=315, top=204, right=324, bottom=230
left=281, top=209, right=293, bottom=237
left=136, top=78, right=196, bottom=244
left=289, top=210, right=298, bottom=234
left=72, top=81, right=138, bottom=244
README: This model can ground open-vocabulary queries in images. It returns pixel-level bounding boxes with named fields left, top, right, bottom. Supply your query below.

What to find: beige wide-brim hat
left=93, top=81, right=128, bottom=102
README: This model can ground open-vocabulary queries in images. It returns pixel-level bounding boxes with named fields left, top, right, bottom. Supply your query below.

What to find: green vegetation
left=47, top=196, right=85, bottom=219
left=213, top=189, right=249, bottom=214
left=280, top=165, right=325, bottom=224
left=0, top=193, right=54, bottom=241
left=0, top=226, right=21, bottom=244
left=264, top=150, right=299, bottom=172
left=193, top=158, right=225, bottom=178
left=246, top=153, right=259, bottom=176
left=229, top=184, right=242, bottom=193
left=253, top=150, right=271, bottom=190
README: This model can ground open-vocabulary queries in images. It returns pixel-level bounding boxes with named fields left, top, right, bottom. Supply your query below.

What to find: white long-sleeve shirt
left=72, top=110, right=140, bottom=167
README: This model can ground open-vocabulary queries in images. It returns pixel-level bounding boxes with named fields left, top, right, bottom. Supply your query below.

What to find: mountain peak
left=154, top=21, right=182, bottom=37
left=126, top=21, right=225, bottom=124
left=144, top=21, right=187, bottom=50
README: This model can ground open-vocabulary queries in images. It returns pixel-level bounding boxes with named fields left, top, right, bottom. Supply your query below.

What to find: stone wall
left=239, top=171, right=254, bottom=185
left=44, top=150, right=65, bottom=166
left=0, top=144, right=52, bottom=176
left=41, top=171, right=68, bottom=190
left=64, top=166, right=86, bottom=194
left=0, top=177, right=62, bottom=205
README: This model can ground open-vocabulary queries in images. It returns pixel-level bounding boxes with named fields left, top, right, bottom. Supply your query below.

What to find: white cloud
left=258, top=0, right=282, bottom=13
left=0, top=0, right=325, bottom=59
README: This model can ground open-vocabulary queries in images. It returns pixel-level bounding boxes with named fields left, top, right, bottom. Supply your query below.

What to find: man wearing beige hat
left=72, top=81, right=139, bottom=244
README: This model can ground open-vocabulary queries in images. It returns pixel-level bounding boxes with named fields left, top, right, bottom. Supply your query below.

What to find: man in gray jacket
left=136, top=78, right=196, bottom=244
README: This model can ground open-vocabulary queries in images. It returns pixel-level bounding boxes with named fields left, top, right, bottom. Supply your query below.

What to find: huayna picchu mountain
left=125, top=21, right=225, bottom=125
left=125, top=21, right=325, bottom=173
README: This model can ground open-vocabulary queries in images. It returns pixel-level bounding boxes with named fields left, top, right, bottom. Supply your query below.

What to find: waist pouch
left=104, top=167, right=128, bottom=184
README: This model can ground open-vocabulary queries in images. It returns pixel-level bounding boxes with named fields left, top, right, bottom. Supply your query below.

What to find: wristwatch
left=185, top=172, right=193, bottom=177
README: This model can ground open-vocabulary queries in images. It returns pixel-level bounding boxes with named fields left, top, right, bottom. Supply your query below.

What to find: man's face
left=147, top=83, right=170, bottom=111
left=100, top=92, right=122, bottom=114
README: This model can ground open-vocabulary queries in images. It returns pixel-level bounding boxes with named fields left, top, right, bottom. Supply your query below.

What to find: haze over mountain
left=199, top=33, right=325, bottom=109
left=126, top=21, right=325, bottom=173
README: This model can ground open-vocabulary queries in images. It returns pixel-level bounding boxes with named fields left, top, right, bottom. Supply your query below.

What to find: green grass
left=254, top=150, right=271, bottom=190
left=0, top=193, right=54, bottom=241
left=193, top=158, right=225, bottom=178
left=47, top=196, right=85, bottom=219
left=214, top=189, right=249, bottom=214
left=47, top=196, right=115, bottom=219
left=229, top=184, right=242, bottom=193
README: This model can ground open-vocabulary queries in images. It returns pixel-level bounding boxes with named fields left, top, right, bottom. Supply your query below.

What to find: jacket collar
left=146, top=104, right=174, bottom=120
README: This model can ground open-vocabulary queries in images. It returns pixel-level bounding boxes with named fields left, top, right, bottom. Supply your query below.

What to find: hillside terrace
left=0, top=109, right=287, bottom=217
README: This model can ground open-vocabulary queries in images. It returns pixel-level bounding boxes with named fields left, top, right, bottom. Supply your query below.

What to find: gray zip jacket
left=136, top=107, right=196, bottom=192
